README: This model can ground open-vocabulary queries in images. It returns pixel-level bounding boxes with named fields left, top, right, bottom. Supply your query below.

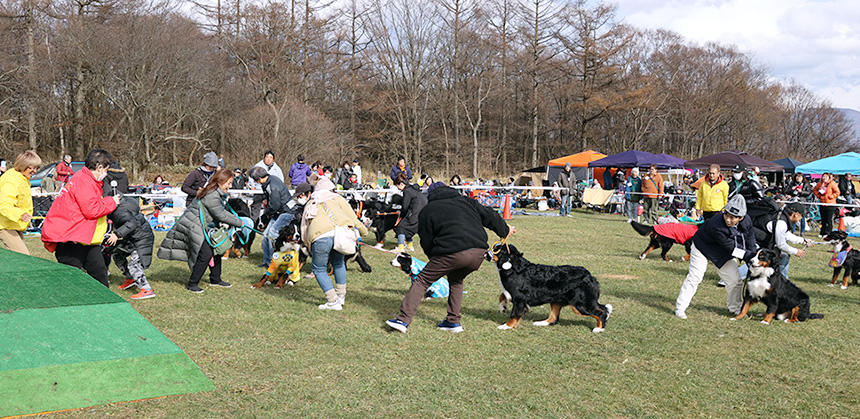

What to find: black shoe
left=187, top=285, right=204, bottom=293
left=257, top=263, right=269, bottom=268
left=209, top=280, right=232, bottom=288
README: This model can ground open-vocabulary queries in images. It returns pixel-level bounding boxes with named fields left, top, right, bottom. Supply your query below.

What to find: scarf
left=398, top=162, right=406, bottom=171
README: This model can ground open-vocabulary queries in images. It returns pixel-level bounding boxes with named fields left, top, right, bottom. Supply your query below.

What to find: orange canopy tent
left=548, top=150, right=607, bottom=167
left=547, top=150, right=608, bottom=187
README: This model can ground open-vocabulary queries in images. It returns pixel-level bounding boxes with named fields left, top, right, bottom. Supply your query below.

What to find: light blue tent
left=795, top=152, right=860, bottom=175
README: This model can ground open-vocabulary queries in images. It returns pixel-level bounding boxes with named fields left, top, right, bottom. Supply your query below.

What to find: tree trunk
left=25, top=0, right=37, bottom=150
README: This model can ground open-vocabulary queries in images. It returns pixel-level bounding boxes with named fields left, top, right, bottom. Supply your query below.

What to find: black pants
left=820, top=205, right=836, bottom=235
left=702, top=211, right=720, bottom=221
left=189, top=241, right=222, bottom=287
left=55, top=242, right=109, bottom=287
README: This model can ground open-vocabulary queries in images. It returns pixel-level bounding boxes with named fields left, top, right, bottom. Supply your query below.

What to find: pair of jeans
left=560, top=194, right=571, bottom=216
left=311, top=236, right=346, bottom=293
left=624, top=200, right=638, bottom=220
left=262, top=212, right=295, bottom=264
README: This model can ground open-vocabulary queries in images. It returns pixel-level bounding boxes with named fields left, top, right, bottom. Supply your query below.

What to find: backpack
left=749, top=197, right=781, bottom=248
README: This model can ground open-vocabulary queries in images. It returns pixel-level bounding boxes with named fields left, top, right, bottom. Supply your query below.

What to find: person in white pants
left=675, top=195, right=757, bottom=319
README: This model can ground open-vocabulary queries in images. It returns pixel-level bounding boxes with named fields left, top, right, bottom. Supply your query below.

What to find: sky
left=615, top=0, right=860, bottom=111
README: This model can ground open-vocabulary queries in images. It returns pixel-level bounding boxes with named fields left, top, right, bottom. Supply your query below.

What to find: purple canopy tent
left=588, top=150, right=686, bottom=169
left=684, top=151, right=783, bottom=172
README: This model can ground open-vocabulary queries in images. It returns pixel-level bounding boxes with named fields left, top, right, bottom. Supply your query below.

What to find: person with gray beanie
left=181, top=151, right=220, bottom=207
left=674, top=195, right=757, bottom=319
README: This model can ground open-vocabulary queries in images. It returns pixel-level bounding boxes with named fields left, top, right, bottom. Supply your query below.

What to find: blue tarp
left=772, top=158, right=805, bottom=173
left=795, top=152, right=860, bottom=175
left=588, top=150, right=686, bottom=169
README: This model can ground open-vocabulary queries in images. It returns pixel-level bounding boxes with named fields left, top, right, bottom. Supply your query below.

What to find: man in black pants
left=386, top=182, right=515, bottom=333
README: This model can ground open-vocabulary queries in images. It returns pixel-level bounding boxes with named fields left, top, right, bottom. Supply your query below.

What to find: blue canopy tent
left=772, top=157, right=805, bottom=173
left=588, top=150, right=686, bottom=169
left=795, top=152, right=860, bottom=175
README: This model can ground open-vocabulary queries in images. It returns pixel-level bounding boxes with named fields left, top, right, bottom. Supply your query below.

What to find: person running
left=386, top=182, right=515, bottom=333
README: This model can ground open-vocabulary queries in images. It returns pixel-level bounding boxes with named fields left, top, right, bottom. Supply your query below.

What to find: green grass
left=21, top=211, right=860, bottom=417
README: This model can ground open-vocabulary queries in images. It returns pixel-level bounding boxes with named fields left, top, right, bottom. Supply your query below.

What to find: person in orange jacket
left=813, top=172, right=840, bottom=236
left=641, top=164, right=664, bottom=224
left=41, top=149, right=120, bottom=287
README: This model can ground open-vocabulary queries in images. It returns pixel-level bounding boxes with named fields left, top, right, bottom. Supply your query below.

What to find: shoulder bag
left=320, top=201, right=359, bottom=255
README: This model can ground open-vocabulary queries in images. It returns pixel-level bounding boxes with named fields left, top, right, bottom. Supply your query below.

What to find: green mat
left=0, top=249, right=213, bottom=417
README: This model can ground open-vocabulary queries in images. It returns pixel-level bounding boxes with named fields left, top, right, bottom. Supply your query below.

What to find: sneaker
left=337, top=295, right=345, bottom=306
left=716, top=280, right=726, bottom=288
left=318, top=301, right=343, bottom=311
left=130, top=289, right=155, bottom=300
left=566, top=214, right=573, bottom=218
left=394, top=244, right=406, bottom=253
left=386, top=318, right=408, bottom=333
left=436, top=320, right=464, bottom=333
left=187, top=285, right=204, bottom=293
left=118, top=278, right=137, bottom=290
left=209, top=281, right=232, bottom=288
left=406, top=243, right=415, bottom=252
left=675, top=310, right=687, bottom=319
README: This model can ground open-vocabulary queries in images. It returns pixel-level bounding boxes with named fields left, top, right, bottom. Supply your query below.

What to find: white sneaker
left=318, top=301, right=343, bottom=311
left=675, top=310, right=687, bottom=319
left=337, top=295, right=345, bottom=306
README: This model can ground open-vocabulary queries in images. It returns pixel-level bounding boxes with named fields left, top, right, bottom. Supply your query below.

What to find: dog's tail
left=808, top=313, right=824, bottom=320
left=630, top=221, right=653, bottom=236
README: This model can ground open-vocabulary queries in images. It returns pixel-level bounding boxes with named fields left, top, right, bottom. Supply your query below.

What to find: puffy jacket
left=695, top=176, right=729, bottom=212
left=157, top=189, right=244, bottom=269
left=41, top=167, right=117, bottom=250
left=0, top=168, right=33, bottom=231
left=101, top=166, right=129, bottom=197
left=300, top=196, right=368, bottom=247
left=813, top=180, right=839, bottom=204
left=288, top=162, right=312, bottom=186
left=641, top=173, right=664, bottom=198
left=390, top=164, right=413, bottom=182
left=397, top=184, right=427, bottom=235
left=109, top=197, right=155, bottom=268
left=418, top=186, right=509, bottom=257
left=692, top=213, right=757, bottom=269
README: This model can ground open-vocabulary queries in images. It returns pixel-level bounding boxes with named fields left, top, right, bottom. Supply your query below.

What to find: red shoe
left=118, top=279, right=136, bottom=290
left=130, top=289, right=155, bottom=300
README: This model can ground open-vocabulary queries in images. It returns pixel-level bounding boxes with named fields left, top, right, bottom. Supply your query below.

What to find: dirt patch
left=602, top=274, right=639, bottom=280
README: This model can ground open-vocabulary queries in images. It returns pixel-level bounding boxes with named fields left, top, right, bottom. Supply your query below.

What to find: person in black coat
left=181, top=151, right=219, bottom=207
left=105, top=196, right=156, bottom=299
left=674, top=195, right=756, bottom=319
left=392, top=173, right=427, bottom=252
left=386, top=182, right=514, bottom=333
left=249, top=166, right=297, bottom=267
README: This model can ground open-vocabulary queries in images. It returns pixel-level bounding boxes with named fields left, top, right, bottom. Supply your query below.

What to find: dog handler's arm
left=471, top=199, right=510, bottom=238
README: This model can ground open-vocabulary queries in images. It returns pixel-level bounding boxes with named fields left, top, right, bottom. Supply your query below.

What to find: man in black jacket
left=249, top=166, right=298, bottom=267
left=393, top=173, right=427, bottom=252
left=674, top=195, right=756, bottom=319
left=386, top=182, right=515, bottom=333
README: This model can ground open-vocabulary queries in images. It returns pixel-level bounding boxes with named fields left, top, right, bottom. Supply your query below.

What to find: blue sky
left=615, top=0, right=860, bottom=110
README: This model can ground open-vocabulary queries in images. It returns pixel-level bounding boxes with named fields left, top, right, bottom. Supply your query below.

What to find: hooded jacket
left=0, top=168, right=33, bottom=231
left=288, top=162, right=312, bottom=186
left=108, top=197, right=155, bottom=268
left=692, top=213, right=757, bottom=268
left=418, top=186, right=509, bottom=257
left=396, top=183, right=427, bottom=235
left=41, top=167, right=117, bottom=250
left=101, top=164, right=129, bottom=197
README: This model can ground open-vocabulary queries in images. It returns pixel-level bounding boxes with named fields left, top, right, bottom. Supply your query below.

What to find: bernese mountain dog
left=731, top=248, right=823, bottom=324
left=491, top=243, right=612, bottom=333
left=822, top=230, right=859, bottom=289
left=251, top=220, right=307, bottom=289
left=630, top=221, right=698, bottom=262
left=223, top=198, right=256, bottom=258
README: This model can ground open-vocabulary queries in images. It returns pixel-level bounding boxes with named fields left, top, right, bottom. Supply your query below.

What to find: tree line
left=1, top=0, right=856, bottom=180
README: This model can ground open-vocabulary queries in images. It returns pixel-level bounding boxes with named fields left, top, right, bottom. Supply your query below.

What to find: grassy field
left=23, top=210, right=860, bottom=418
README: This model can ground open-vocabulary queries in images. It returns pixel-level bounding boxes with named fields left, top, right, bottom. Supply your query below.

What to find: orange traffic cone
left=502, top=194, right=513, bottom=220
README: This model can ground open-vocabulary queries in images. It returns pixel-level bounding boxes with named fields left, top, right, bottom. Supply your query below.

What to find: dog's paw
left=592, top=327, right=605, bottom=333
left=497, top=324, right=513, bottom=330
left=840, top=285, right=848, bottom=290
left=533, top=320, right=550, bottom=327
left=287, top=280, right=295, bottom=287
left=605, top=304, right=613, bottom=317
left=729, top=316, right=738, bottom=321
left=760, top=320, right=770, bottom=325
left=667, top=259, right=674, bottom=263
left=638, top=254, right=646, bottom=260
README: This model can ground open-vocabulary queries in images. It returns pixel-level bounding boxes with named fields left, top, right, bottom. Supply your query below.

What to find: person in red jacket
left=55, top=154, right=74, bottom=184
left=41, top=149, right=120, bottom=287
left=813, top=172, right=840, bottom=236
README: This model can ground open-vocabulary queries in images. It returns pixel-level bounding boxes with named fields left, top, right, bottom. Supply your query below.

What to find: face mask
left=296, top=197, right=308, bottom=206
left=733, top=173, right=742, bottom=180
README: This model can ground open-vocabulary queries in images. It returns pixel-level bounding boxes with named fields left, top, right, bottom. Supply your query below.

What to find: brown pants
left=397, top=248, right=486, bottom=324
left=0, top=229, right=29, bottom=255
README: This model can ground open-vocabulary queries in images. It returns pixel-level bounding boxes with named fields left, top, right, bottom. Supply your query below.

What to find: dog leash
left=491, top=230, right=514, bottom=255
left=358, top=241, right=399, bottom=254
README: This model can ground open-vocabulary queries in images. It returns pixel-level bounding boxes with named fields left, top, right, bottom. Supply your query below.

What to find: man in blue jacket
left=674, top=195, right=757, bottom=319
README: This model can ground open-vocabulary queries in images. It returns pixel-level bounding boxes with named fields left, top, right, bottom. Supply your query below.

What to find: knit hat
left=294, top=183, right=313, bottom=196
left=203, top=151, right=219, bottom=168
left=784, top=202, right=805, bottom=216
left=427, top=181, right=446, bottom=194
left=725, top=194, right=747, bottom=217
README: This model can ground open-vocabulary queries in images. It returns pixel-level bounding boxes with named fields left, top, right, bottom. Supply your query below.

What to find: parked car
left=30, top=161, right=85, bottom=187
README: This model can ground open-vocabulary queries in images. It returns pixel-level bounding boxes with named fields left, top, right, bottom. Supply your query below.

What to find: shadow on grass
left=609, top=289, right=675, bottom=315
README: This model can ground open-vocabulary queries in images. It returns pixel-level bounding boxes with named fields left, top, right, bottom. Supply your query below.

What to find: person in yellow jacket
left=695, top=164, right=729, bottom=221
left=0, top=150, right=41, bottom=254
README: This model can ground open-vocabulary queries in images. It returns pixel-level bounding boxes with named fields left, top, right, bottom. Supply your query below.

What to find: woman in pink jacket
left=41, top=149, right=120, bottom=287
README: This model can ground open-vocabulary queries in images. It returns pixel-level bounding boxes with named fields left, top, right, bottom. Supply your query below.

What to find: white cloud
left=615, top=0, right=860, bottom=110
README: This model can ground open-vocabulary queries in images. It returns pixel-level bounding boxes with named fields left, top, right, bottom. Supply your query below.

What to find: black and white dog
left=731, top=248, right=823, bottom=324
left=491, top=243, right=612, bottom=333
left=822, top=230, right=859, bottom=289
